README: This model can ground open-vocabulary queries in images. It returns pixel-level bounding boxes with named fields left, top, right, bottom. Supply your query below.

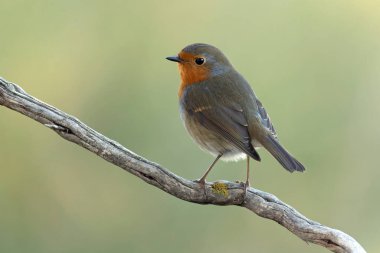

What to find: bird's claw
left=244, top=180, right=250, bottom=190
left=194, top=178, right=206, bottom=187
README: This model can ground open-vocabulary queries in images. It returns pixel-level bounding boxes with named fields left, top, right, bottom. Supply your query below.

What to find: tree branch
left=0, top=77, right=365, bottom=253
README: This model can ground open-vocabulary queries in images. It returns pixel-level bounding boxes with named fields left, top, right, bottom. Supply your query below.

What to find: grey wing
left=256, top=98, right=277, bottom=138
left=190, top=105, right=261, bottom=161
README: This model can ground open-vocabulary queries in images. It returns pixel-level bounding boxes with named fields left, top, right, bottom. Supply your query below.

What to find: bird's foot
left=194, top=178, right=206, bottom=188
left=244, top=180, right=250, bottom=190
left=243, top=180, right=250, bottom=201
left=194, top=178, right=207, bottom=195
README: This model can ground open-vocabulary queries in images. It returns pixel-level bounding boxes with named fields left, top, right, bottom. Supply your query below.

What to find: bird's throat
left=178, top=63, right=210, bottom=97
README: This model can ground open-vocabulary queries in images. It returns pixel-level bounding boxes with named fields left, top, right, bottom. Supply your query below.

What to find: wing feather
left=191, top=105, right=261, bottom=161
left=256, top=98, right=277, bottom=138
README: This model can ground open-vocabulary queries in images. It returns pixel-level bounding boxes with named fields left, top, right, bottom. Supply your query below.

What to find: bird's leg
left=244, top=156, right=251, bottom=190
left=196, top=154, right=222, bottom=185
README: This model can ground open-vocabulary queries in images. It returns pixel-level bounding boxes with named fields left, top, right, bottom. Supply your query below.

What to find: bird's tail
left=262, top=135, right=305, bottom=172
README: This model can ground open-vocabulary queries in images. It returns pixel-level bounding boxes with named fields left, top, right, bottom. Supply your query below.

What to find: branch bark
left=0, top=77, right=366, bottom=253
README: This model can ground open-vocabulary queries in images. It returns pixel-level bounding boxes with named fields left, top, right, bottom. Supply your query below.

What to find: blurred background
left=0, top=0, right=379, bottom=252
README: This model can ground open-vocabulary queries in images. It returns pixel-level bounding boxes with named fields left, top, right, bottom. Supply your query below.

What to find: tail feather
left=262, top=135, right=305, bottom=172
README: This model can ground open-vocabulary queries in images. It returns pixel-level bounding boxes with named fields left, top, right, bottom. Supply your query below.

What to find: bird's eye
left=195, top=57, right=205, bottom=65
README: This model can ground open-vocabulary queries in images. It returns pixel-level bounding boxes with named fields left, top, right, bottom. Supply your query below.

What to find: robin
left=166, top=43, right=305, bottom=187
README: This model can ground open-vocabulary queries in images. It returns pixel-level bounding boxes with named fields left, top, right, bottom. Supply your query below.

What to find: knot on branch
left=0, top=77, right=26, bottom=94
left=45, top=123, right=74, bottom=134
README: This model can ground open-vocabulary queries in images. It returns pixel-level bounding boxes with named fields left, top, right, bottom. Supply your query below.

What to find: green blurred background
left=0, top=1, right=379, bottom=252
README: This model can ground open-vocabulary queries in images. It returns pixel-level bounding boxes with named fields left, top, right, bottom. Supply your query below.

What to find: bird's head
left=166, top=43, right=233, bottom=93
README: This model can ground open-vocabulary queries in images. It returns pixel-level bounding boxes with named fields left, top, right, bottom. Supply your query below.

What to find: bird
left=166, top=43, right=305, bottom=187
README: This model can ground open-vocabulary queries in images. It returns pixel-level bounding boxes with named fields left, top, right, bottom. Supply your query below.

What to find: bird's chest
left=179, top=101, right=215, bottom=143
left=179, top=89, right=239, bottom=156
left=180, top=105, right=231, bottom=155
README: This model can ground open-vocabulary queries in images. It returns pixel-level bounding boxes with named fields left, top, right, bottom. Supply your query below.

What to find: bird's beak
left=166, top=56, right=182, bottom=63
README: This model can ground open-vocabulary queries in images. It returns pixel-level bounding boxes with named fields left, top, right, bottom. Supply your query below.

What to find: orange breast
left=178, top=62, right=210, bottom=97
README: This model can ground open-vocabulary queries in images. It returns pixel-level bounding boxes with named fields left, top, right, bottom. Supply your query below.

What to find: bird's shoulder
left=181, top=71, right=250, bottom=106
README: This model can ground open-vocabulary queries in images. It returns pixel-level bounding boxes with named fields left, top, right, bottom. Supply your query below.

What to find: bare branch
left=0, top=77, right=366, bottom=253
